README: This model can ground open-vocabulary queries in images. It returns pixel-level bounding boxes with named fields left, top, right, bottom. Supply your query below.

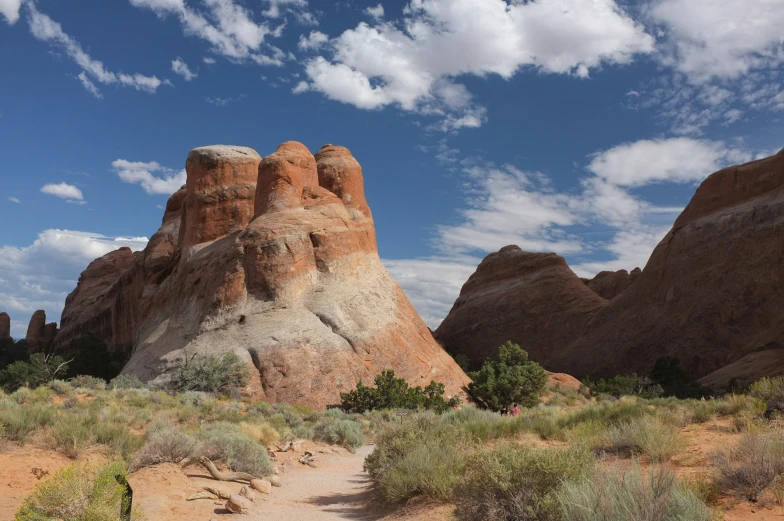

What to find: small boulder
left=250, top=478, right=272, bottom=494
left=225, top=494, right=252, bottom=514
left=239, top=485, right=256, bottom=502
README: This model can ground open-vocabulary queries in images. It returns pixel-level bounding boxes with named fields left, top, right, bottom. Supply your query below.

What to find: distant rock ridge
left=436, top=149, right=784, bottom=389
left=582, top=268, right=641, bottom=300
left=53, top=141, right=469, bottom=408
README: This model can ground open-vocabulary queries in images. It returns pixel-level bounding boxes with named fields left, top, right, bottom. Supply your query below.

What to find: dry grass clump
left=133, top=425, right=200, bottom=468
left=240, top=421, right=281, bottom=447
left=711, top=429, right=784, bottom=502
left=558, top=465, right=711, bottom=521
left=198, top=421, right=275, bottom=477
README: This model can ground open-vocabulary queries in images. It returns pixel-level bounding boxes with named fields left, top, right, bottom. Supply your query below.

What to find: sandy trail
left=249, top=444, right=390, bottom=521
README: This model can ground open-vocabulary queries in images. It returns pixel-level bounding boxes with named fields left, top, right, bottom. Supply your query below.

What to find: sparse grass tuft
left=711, top=430, right=784, bottom=502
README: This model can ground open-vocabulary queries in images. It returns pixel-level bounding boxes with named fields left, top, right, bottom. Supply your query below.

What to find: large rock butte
left=436, top=149, right=784, bottom=389
left=0, top=312, right=11, bottom=342
left=26, top=310, right=57, bottom=353
left=54, top=142, right=468, bottom=407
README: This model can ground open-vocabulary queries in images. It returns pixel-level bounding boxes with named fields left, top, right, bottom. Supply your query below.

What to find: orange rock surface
left=54, top=141, right=468, bottom=408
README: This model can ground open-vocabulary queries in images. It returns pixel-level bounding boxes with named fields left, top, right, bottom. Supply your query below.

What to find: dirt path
left=250, top=444, right=385, bottom=520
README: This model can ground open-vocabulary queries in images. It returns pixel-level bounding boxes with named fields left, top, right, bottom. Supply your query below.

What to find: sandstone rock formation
left=0, top=312, right=11, bottom=342
left=435, top=246, right=606, bottom=368
left=25, top=310, right=57, bottom=352
left=583, top=267, right=640, bottom=300
left=55, top=142, right=468, bottom=407
left=437, top=150, right=784, bottom=389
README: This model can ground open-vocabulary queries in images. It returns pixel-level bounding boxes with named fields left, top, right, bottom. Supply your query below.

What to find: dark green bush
left=340, top=370, right=460, bottom=413
left=749, top=376, right=784, bottom=416
left=467, top=342, right=547, bottom=411
left=0, top=353, right=71, bottom=392
left=172, top=352, right=250, bottom=394
left=65, top=334, right=126, bottom=381
left=581, top=374, right=663, bottom=399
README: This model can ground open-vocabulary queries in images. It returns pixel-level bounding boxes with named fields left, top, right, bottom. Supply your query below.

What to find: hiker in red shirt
left=509, top=403, right=521, bottom=416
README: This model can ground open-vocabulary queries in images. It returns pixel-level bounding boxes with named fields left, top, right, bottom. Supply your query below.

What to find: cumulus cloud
left=298, top=30, right=328, bottom=51
left=649, top=0, right=784, bottom=83
left=0, top=0, right=22, bottom=24
left=40, top=182, right=84, bottom=202
left=586, top=137, right=750, bottom=187
left=111, top=159, right=186, bottom=195
left=23, top=3, right=161, bottom=96
left=393, top=136, right=761, bottom=327
left=298, top=0, right=653, bottom=128
left=364, top=4, right=384, bottom=21
left=130, top=0, right=288, bottom=65
left=0, top=230, right=147, bottom=337
left=171, top=57, right=197, bottom=80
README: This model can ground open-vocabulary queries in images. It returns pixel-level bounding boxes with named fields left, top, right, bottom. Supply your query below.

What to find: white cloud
left=0, top=230, right=148, bottom=337
left=0, top=0, right=22, bottom=24
left=130, top=0, right=286, bottom=64
left=291, top=81, right=309, bottom=94
left=262, top=0, right=316, bottom=25
left=649, top=0, right=784, bottom=83
left=391, top=136, right=763, bottom=326
left=364, top=4, right=384, bottom=21
left=77, top=71, right=102, bottom=98
left=40, top=182, right=84, bottom=202
left=111, top=159, right=186, bottom=195
left=171, top=57, right=197, bottom=80
left=25, top=3, right=162, bottom=96
left=298, top=30, right=328, bottom=50
left=299, top=0, right=653, bottom=128
left=384, top=257, right=479, bottom=328
left=203, top=56, right=216, bottom=64
left=587, top=137, right=750, bottom=187
left=8, top=197, right=20, bottom=203
left=204, top=94, right=245, bottom=105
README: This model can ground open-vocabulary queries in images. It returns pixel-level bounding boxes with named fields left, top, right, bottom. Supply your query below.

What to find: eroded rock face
left=583, top=268, right=640, bottom=300
left=26, top=310, right=57, bottom=352
left=0, top=312, right=11, bottom=342
left=437, top=151, right=784, bottom=388
left=56, top=142, right=468, bottom=408
left=435, top=246, right=607, bottom=368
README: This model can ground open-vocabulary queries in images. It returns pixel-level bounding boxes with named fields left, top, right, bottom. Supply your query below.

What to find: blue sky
left=1, top=0, right=783, bottom=337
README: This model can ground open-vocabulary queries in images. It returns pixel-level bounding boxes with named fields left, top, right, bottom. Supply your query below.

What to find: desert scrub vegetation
left=711, top=429, right=784, bottom=502
left=566, top=416, right=682, bottom=463
left=15, top=460, right=134, bottom=521
left=558, top=465, right=711, bottom=521
left=172, top=352, right=250, bottom=395
left=340, top=369, right=460, bottom=413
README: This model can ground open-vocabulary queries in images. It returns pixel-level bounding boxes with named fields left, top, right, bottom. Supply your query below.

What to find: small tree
left=467, top=341, right=547, bottom=411
left=0, top=352, right=71, bottom=392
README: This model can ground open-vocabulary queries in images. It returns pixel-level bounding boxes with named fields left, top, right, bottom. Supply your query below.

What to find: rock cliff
left=25, top=310, right=57, bottom=352
left=583, top=268, right=640, bottom=300
left=0, top=312, right=11, bottom=342
left=436, top=150, right=784, bottom=389
left=56, top=142, right=468, bottom=407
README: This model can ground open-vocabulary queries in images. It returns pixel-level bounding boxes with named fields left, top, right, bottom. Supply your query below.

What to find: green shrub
left=52, top=414, right=94, bottom=459
left=558, top=465, right=711, bottom=521
left=292, top=424, right=315, bottom=440
left=198, top=422, right=274, bottom=477
left=456, top=444, right=594, bottom=521
left=649, top=356, right=711, bottom=399
left=467, top=341, right=548, bottom=411
left=340, top=370, right=460, bottom=413
left=92, top=421, right=143, bottom=460
left=319, top=419, right=364, bottom=453
left=48, top=380, right=72, bottom=396
left=109, top=374, right=147, bottom=390
left=64, top=334, right=125, bottom=381
left=172, top=353, right=250, bottom=394
left=365, top=412, right=473, bottom=503
left=133, top=425, right=200, bottom=468
left=711, top=430, right=784, bottom=501
left=749, top=376, right=784, bottom=416
left=69, top=375, right=107, bottom=391
left=16, top=460, right=131, bottom=521
left=0, top=404, right=56, bottom=442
